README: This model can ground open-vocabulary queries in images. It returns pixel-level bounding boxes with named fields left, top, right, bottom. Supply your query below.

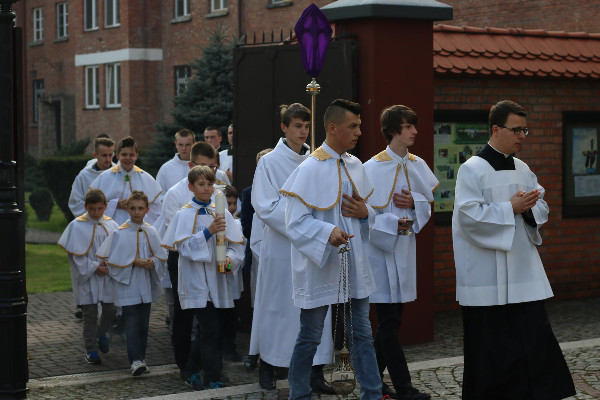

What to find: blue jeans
left=122, top=303, right=151, bottom=363
left=288, top=298, right=382, bottom=400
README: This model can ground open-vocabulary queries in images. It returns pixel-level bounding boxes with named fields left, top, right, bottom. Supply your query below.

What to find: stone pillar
left=322, top=0, right=452, bottom=344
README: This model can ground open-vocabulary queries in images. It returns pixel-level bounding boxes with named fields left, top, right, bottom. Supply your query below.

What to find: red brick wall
left=440, top=0, right=600, bottom=33
left=433, top=76, right=600, bottom=310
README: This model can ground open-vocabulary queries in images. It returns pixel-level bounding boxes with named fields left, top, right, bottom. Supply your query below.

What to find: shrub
left=29, top=188, right=54, bottom=221
left=24, top=152, right=47, bottom=192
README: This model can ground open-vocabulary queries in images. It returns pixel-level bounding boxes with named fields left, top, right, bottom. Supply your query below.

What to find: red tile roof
left=433, top=25, right=600, bottom=79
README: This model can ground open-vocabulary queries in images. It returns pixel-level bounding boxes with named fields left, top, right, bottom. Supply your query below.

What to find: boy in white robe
left=96, top=191, right=167, bottom=376
left=161, top=166, right=244, bottom=390
left=453, top=100, right=575, bottom=400
left=58, top=189, right=119, bottom=365
left=281, top=99, right=382, bottom=400
left=90, top=136, right=162, bottom=225
left=156, top=129, right=196, bottom=194
left=364, top=105, right=438, bottom=400
left=219, top=124, right=234, bottom=182
left=68, top=137, right=115, bottom=218
left=250, top=103, right=334, bottom=392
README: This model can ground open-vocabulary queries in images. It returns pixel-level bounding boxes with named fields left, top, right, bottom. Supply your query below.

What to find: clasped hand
left=393, top=189, right=414, bottom=209
left=341, top=191, right=368, bottom=219
left=133, top=258, right=154, bottom=269
left=96, top=260, right=109, bottom=275
left=510, top=189, right=539, bottom=214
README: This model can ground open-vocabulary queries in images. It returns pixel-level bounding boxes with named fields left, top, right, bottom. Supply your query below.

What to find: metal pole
left=0, top=0, right=28, bottom=398
left=305, top=78, right=320, bottom=152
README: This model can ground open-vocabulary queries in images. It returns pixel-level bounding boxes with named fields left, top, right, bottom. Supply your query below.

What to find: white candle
left=215, top=187, right=229, bottom=273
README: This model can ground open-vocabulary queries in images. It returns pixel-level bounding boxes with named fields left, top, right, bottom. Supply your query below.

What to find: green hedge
left=39, top=155, right=91, bottom=221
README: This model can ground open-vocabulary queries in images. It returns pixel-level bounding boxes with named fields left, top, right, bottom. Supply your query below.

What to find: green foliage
left=39, top=155, right=91, bottom=221
left=54, top=137, right=92, bottom=156
left=25, top=194, right=69, bottom=232
left=24, top=152, right=47, bottom=192
left=146, top=26, right=234, bottom=176
left=29, top=188, right=54, bottom=221
left=26, top=244, right=71, bottom=293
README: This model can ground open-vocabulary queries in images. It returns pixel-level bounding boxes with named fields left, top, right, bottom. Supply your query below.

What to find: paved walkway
left=25, top=292, right=600, bottom=399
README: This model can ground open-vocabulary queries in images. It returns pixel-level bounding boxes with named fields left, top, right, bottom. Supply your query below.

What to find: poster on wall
left=571, top=127, right=599, bottom=197
left=433, top=122, right=489, bottom=213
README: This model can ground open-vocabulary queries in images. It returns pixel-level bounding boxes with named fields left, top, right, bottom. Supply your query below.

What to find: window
left=271, top=0, right=286, bottom=3
left=85, top=66, right=99, bottom=109
left=106, top=63, right=121, bottom=107
left=211, top=0, right=227, bottom=12
left=174, top=65, right=191, bottom=96
left=105, top=0, right=120, bottom=27
left=56, top=3, right=68, bottom=38
left=33, top=8, right=43, bottom=42
left=84, top=0, right=98, bottom=30
left=32, top=79, right=44, bottom=123
left=175, top=0, right=190, bottom=18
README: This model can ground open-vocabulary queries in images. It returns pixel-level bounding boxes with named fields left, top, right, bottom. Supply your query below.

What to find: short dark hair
left=116, top=136, right=137, bottom=154
left=84, top=188, right=107, bottom=205
left=94, top=137, right=115, bottom=151
left=204, top=126, right=221, bottom=136
left=127, top=190, right=148, bottom=208
left=280, top=103, right=311, bottom=127
left=489, top=100, right=527, bottom=134
left=380, top=105, right=418, bottom=144
left=190, top=141, right=218, bottom=162
left=323, top=99, right=361, bottom=131
left=188, top=165, right=215, bottom=185
left=224, top=185, right=238, bottom=199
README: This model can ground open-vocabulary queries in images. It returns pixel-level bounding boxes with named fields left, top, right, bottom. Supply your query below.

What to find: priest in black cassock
left=452, top=100, right=575, bottom=400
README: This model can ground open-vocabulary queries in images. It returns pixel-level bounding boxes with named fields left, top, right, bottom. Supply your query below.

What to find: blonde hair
left=188, top=165, right=216, bottom=185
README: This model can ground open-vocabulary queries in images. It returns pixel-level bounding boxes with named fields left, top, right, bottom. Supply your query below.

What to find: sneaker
left=85, top=351, right=101, bottom=364
left=74, top=309, right=83, bottom=319
left=185, top=373, right=205, bottom=391
left=131, top=360, right=147, bottom=376
left=208, top=381, right=225, bottom=389
left=142, top=360, right=150, bottom=373
left=97, top=335, right=109, bottom=354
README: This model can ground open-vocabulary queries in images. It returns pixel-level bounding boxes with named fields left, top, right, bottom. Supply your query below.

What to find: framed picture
left=563, top=112, right=600, bottom=217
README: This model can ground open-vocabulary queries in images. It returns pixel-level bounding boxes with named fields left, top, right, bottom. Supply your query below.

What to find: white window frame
left=271, top=0, right=285, bottom=3
left=56, top=3, right=68, bottom=39
left=84, top=0, right=98, bottom=31
left=175, top=0, right=190, bottom=18
left=105, top=0, right=120, bottom=27
left=174, top=65, right=191, bottom=96
left=33, top=79, right=44, bottom=123
left=33, top=8, right=43, bottom=42
left=211, top=0, right=227, bottom=12
left=85, top=66, right=99, bottom=109
left=106, top=63, right=121, bottom=108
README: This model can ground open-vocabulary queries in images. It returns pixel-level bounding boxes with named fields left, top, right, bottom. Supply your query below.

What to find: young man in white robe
left=90, top=136, right=162, bottom=225
left=68, top=137, right=115, bottom=218
left=58, top=189, right=119, bottom=365
left=250, top=104, right=333, bottom=392
left=364, top=105, right=438, bottom=400
left=452, top=100, right=575, bottom=400
left=219, top=124, right=234, bottom=183
left=96, top=191, right=167, bottom=376
left=281, top=99, right=382, bottom=400
left=161, top=166, right=244, bottom=390
left=156, top=129, right=196, bottom=195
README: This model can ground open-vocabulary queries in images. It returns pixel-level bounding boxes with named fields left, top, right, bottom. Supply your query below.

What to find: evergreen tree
left=144, top=27, right=234, bottom=176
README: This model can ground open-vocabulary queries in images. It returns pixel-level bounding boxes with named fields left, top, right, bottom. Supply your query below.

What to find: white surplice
left=58, top=213, right=119, bottom=305
left=452, top=155, right=553, bottom=306
left=89, top=163, right=162, bottom=225
left=249, top=138, right=332, bottom=367
left=161, top=201, right=244, bottom=309
left=281, top=142, right=376, bottom=309
left=219, top=149, right=232, bottom=174
left=96, top=220, right=167, bottom=307
left=68, top=160, right=115, bottom=218
left=364, top=147, right=439, bottom=303
left=156, top=154, right=190, bottom=194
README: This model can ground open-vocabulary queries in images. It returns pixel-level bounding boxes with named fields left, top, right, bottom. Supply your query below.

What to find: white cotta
left=156, top=154, right=190, bottom=195
left=452, top=155, right=553, bottom=306
left=219, top=149, right=232, bottom=173
left=68, top=160, right=115, bottom=218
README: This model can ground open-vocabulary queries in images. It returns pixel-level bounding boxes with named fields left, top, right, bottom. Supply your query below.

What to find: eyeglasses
left=191, top=161, right=218, bottom=171
left=498, top=125, right=529, bottom=136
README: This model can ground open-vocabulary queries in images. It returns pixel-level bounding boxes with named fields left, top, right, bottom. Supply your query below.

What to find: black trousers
left=462, top=301, right=575, bottom=400
left=168, top=251, right=195, bottom=371
left=374, top=302, right=412, bottom=393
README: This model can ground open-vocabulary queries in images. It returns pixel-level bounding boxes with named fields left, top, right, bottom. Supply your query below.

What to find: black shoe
left=74, top=309, right=82, bottom=319
left=258, top=360, right=275, bottom=390
left=397, top=387, right=431, bottom=400
left=223, top=350, right=242, bottom=362
left=310, top=366, right=335, bottom=395
left=244, top=354, right=258, bottom=371
left=382, top=383, right=397, bottom=399
left=274, top=366, right=288, bottom=380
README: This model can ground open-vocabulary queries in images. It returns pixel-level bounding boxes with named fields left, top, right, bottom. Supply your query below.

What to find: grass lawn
left=26, top=244, right=71, bottom=293
left=25, top=193, right=69, bottom=233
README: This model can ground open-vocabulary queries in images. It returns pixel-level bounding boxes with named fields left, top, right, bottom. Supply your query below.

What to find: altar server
left=250, top=103, right=333, bottom=392
left=90, top=136, right=162, bottom=225
left=364, top=105, right=437, bottom=400
left=156, top=129, right=196, bottom=194
left=96, top=191, right=167, bottom=376
left=452, top=100, right=575, bottom=400
left=281, top=99, right=382, bottom=400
